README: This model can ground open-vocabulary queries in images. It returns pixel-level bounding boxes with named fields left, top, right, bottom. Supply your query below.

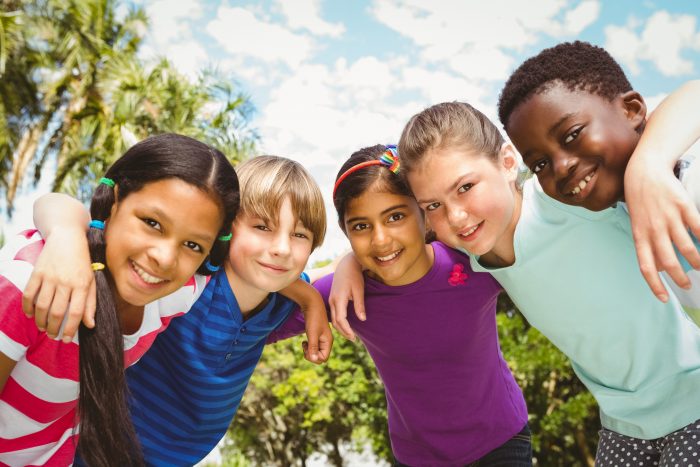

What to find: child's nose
left=551, top=152, right=577, bottom=179
left=150, top=240, right=178, bottom=270
left=446, top=204, right=468, bottom=227
left=371, top=226, right=391, bottom=248
left=270, top=234, right=291, bottom=256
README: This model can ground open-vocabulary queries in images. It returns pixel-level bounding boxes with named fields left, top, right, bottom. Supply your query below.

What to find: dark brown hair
left=333, top=144, right=414, bottom=233
left=78, top=133, right=239, bottom=466
left=498, top=41, right=633, bottom=129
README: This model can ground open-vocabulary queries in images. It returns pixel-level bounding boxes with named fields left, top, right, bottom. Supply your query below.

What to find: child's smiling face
left=505, top=83, right=646, bottom=211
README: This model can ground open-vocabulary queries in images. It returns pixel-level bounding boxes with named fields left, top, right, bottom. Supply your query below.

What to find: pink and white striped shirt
left=0, top=229, right=207, bottom=466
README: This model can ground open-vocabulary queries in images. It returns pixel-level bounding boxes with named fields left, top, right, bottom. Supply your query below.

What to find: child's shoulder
left=430, top=241, right=500, bottom=289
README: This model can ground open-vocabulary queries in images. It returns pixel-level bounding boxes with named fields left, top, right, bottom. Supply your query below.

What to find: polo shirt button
left=241, top=327, right=247, bottom=333
left=225, top=353, right=232, bottom=360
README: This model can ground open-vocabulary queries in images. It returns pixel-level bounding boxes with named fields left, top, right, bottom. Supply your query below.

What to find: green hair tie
left=99, top=177, right=115, bottom=187
left=218, top=233, right=232, bottom=241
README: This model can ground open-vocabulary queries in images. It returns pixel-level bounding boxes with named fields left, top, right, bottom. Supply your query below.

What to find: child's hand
left=22, top=226, right=96, bottom=341
left=625, top=162, right=700, bottom=302
left=328, top=254, right=366, bottom=341
left=301, top=308, right=333, bottom=364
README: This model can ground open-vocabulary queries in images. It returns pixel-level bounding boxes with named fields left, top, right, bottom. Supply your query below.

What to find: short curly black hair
left=498, top=41, right=633, bottom=129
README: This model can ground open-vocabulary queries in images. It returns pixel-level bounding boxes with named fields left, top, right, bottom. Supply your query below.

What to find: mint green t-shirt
left=470, top=179, right=700, bottom=439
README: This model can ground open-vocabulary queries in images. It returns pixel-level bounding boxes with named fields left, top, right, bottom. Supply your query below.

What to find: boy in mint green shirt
left=499, top=40, right=700, bottom=466
left=500, top=41, right=700, bottom=324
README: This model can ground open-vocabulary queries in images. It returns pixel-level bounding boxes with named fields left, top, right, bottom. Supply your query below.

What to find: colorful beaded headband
left=333, top=145, right=400, bottom=198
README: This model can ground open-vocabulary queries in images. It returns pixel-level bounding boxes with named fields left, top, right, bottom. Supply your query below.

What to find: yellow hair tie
left=91, top=263, right=105, bottom=271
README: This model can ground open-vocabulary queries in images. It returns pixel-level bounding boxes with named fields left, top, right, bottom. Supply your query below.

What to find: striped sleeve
left=0, top=230, right=44, bottom=361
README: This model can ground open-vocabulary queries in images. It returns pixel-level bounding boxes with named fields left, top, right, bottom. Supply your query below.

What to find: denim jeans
left=395, top=424, right=533, bottom=467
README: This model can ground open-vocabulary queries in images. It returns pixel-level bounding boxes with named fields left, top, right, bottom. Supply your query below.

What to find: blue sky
left=6, top=0, right=700, bottom=261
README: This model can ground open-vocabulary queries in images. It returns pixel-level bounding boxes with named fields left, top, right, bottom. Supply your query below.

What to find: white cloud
left=560, top=0, right=600, bottom=35
left=207, top=6, right=315, bottom=68
left=400, top=66, right=489, bottom=109
left=370, top=0, right=600, bottom=81
left=276, top=0, right=345, bottom=37
left=140, top=0, right=207, bottom=78
left=250, top=51, right=507, bottom=260
left=146, top=0, right=203, bottom=44
left=605, top=10, right=700, bottom=76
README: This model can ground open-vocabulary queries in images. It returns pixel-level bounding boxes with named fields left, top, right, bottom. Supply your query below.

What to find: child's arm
left=327, top=253, right=366, bottom=342
left=625, top=80, right=700, bottom=301
left=278, top=279, right=333, bottom=364
left=25, top=193, right=95, bottom=342
left=0, top=353, right=17, bottom=393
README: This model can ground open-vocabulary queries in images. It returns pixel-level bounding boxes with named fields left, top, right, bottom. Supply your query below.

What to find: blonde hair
left=235, top=156, right=326, bottom=250
left=398, top=102, right=505, bottom=174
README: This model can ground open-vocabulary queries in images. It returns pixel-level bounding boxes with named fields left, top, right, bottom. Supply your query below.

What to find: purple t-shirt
left=272, top=242, right=527, bottom=465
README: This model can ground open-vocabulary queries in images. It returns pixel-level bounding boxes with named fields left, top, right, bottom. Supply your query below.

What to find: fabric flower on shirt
left=448, top=263, right=468, bottom=286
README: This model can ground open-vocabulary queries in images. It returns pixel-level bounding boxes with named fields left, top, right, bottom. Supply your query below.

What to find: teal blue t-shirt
left=470, top=179, right=700, bottom=439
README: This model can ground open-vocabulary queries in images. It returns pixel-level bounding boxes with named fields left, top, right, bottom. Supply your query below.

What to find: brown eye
left=458, top=183, right=473, bottom=193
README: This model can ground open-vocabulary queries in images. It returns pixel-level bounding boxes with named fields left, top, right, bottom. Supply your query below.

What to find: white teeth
left=570, top=172, right=594, bottom=195
left=131, top=261, right=165, bottom=284
left=461, top=224, right=479, bottom=237
left=377, top=251, right=400, bottom=262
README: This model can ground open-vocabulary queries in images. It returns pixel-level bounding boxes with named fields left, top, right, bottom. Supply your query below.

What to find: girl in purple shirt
left=272, top=145, right=530, bottom=466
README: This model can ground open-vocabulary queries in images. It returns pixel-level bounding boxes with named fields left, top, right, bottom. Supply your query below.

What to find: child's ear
left=499, top=143, right=520, bottom=181
left=620, top=90, right=646, bottom=132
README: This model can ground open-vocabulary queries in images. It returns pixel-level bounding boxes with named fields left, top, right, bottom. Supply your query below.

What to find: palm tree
left=52, top=57, right=258, bottom=200
left=3, top=0, right=146, bottom=213
left=0, top=0, right=42, bottom=210
left=1, top=0, right=258, bottom=212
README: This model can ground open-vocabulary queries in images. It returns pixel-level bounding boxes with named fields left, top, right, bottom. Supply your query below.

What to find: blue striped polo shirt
left=125, top=269, right=298, bottom=466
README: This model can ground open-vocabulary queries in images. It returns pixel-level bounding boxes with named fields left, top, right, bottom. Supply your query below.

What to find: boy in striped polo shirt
left=27, top=156, right=332, bottom=465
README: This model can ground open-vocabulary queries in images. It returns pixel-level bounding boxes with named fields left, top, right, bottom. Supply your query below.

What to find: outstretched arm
left=625, top=80, right=700, bottom=301
left=26, top=193, right=95, bottom=342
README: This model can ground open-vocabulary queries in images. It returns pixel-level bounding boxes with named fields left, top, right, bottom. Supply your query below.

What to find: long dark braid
left=76, top=134, right=239, bottom=466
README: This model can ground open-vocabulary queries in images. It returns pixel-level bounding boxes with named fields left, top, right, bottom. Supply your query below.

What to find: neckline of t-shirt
left=216, top=269, right=279, bottom=324
left=529, top=178, right=619, bottom=221
left=364, top=242, right=444, bottom=291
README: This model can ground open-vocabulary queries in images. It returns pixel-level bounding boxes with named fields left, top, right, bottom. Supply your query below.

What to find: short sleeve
left=0, top=270, right=38, bottom=361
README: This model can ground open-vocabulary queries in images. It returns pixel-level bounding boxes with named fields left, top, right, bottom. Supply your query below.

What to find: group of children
left=1, top=41, right=699, bottom=466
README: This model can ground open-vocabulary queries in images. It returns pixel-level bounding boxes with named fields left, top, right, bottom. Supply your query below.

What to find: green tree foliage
left=0, top=0, right=257, bottom=212
left=223, top=334, right=390, bottom=467
left=224, top=294, right=599, bottom=466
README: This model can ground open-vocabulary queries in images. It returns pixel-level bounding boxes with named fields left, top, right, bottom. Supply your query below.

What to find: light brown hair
left=398, top=101, right=505, bottom=174
left=236, top=156, right=326, bottom=250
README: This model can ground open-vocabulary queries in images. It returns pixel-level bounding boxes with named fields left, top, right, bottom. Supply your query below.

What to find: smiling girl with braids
left=0, top=134, right=239, bottom=466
